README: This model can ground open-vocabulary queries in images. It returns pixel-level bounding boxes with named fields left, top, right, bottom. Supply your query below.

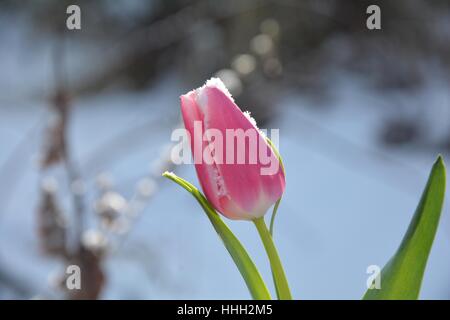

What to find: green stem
left=253, top=217, right=292, bottom=300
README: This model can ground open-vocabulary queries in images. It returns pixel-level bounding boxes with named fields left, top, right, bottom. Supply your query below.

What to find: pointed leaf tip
left=434, top=154, right=445, bottom=172
left=363, top=155, right=446, bottom=300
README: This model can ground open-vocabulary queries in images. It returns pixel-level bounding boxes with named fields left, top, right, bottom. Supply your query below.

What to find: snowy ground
left=0, top=14, right=449, bottom=300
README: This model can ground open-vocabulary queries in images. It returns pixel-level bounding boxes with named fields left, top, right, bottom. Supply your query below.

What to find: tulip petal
left=180, top=93, right=225, bottom=215
left=180, top=78, right=285, bottom=220
left=201, top=85, right=285, bottom=219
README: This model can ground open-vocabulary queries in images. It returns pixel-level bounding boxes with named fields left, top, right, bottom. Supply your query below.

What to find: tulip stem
left=253, top=217, right=292, bottom=300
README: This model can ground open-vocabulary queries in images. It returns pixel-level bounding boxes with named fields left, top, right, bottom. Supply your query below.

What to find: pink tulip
left=180, top=78, right=285, bottom=220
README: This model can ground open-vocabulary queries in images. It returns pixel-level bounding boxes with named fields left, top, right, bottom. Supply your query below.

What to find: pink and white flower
left=180, top=78, right=285, bottom=220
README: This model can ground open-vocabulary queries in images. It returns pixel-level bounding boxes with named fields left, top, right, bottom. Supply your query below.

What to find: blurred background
left=0, top=0, right=449, bottom=299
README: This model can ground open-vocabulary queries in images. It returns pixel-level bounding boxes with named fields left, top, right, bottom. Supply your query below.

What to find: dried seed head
left=82, top=229, right=108, bottom=254
left=95, top=191, right=127, bottom=228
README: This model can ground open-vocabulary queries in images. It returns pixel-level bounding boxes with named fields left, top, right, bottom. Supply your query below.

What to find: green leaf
left=269, top=198, right=282, bottom=236
left=363, top=155, right=446, bottom=300
left=162, top=171, right=272, bottom=300
left=265, top=137, right=285, bottom=236
left=264, top=137, right=292, bottom=299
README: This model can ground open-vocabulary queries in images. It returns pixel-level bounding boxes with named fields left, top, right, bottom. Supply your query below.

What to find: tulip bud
left=180, top=78, right=285, bottom=220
